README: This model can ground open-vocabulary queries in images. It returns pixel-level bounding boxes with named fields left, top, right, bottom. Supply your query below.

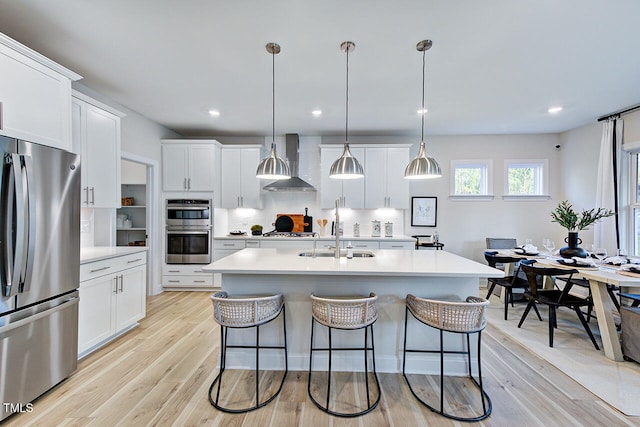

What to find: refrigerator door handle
left=20, top=154, right=36, bottom=293
left=1, top=153, right=16, bottom=297
left=0, top=296, right=78, bottom=335
left=4, top=154, right=28, bottom=298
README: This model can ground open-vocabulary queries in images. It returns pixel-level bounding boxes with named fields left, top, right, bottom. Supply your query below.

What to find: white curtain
left=594, top=118, right=623, bottom=251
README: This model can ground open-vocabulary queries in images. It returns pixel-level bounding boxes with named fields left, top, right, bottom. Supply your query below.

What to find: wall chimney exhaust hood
left=263, top=134, right=316, bottom=191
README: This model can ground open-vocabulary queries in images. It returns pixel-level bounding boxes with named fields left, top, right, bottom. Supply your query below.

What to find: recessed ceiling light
left=548, top=106, right=563, bottom=114
left=417, top=108, right=428, bottom=115
left=311, top=109, right=322, bottom=117
left=208, top=109, right=220, bottom=117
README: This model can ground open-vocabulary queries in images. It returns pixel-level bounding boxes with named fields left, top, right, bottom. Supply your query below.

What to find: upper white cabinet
left=0, top=33, right=81, bottom=150
left=161, top=140, right=220, bottom=196
left=221, top=146, right=262, bottom=208
left=72, top=92, right=123, bottom=208
left=364, top=146, right=410, bottom=209
left=320, top=146, right=365, bottom=209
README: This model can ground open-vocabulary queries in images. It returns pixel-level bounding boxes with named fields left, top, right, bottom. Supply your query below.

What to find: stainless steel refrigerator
left=0, top=136, right=81, bottom=421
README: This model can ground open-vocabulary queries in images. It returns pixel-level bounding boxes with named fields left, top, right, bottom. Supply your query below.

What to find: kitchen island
left=203, top=248, right=503, bottom=374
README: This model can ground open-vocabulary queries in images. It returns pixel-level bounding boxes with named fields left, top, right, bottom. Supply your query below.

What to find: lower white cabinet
left=78, top=252, right=146, bottom=357
left=162, top=264, right=215, bottom=289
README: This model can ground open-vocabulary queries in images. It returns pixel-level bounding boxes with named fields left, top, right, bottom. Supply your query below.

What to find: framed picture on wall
left=411, top=196, right=437, bottom=227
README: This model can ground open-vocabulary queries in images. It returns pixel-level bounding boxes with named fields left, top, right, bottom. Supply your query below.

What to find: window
left=630, top=152, right=640, bottom=255
left=450, top=160, right=493, bottom=198
left=504, top=159, right=549, bottom=198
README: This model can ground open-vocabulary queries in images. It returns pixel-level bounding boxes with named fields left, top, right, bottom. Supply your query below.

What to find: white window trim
left=504, top=158, right=549, bottom=197
left=450, top=159, right=494, bottom=198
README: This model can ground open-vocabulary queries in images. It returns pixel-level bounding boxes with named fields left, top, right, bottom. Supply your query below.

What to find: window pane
left=455, top=167, right=482, bottom=194
left=635, top=208, right=640, bottom=256
left=508, top=166, right=535, bottom=194
left=636, top=153, right=640, bottom=202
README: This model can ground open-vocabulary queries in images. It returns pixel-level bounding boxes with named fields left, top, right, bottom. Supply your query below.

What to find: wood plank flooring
left=4, top=291, right=640, bottom=426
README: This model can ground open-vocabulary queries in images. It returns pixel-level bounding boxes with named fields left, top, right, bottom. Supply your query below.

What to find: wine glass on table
left=595, top=247, right=608, bottom=266
left=542, top=239, right=555, bottom=257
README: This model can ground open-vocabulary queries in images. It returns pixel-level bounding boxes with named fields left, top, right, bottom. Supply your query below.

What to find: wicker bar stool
left=403, top=294, right=492, bottom=422
left=308, top=293, right=380, bottom=417
left=208, top=291, right=287, bottom=413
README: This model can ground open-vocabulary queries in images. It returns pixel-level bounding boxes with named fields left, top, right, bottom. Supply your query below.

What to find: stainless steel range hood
left=263, top=134, right=316, bottom=192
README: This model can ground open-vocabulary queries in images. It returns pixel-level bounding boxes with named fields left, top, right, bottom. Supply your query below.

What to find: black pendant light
left=256, top=42, right=291, bottom=180
left=329, top=41, right=364, bottom=179
left=404, top=39, right=442, bottom=179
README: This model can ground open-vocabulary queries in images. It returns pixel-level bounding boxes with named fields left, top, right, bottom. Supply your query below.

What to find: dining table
left=504, top=251, right=640, bottom=361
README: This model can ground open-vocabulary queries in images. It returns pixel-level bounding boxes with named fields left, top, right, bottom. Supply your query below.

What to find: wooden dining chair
left=518, top=263, right=599, bottom=350
left=484, top=252, right=539, bottom=320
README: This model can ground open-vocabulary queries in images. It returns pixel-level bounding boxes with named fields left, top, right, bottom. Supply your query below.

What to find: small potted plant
left=551, top=200, right=614, bottom=258
left=250, top=224, right=263, bottom=236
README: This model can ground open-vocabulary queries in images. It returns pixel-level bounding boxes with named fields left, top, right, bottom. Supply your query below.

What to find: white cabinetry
left=0, top=34, right=80, bottom=150
left=78, top=252, right=147, bottom=357
left=320, top=146, right=365, bottom=208
left=221, top=146, right=262, bottom=208
left=364, top=146, right=410, bottom=209
left=161, top=140, right=220, bottom=195
left=72, top=92, right=123, bottom=208
left=162, top=264, right=215, bottom=289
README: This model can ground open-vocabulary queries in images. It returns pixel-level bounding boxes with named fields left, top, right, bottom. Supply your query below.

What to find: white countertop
left=80, top=246, right=148, bottom=264
left=203, top=248, right=503, bottom=278
left=213, top=234, right=415, bottom=241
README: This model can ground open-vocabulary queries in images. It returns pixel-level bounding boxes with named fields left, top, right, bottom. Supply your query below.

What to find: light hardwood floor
left=5, top=291, right=640, bottom=426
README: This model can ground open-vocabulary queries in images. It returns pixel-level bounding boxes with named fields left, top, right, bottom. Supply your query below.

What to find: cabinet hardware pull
left=113, top=277, right=118, bottom=293
left=184, top=178, right=187, bottom=189
left=84, top=187, right=89, bottom=204
left=223, top=243, right=234, bottom=247
left=90, top=187, right=95, bottom=205
left=168, top=270, right=180, bottom=273
left=188, top=178, right=191, bottom=190
left=90, top=266, right=111, bottom=273
left=194, top=280, right=205, bottom=283
left=119, top=275, right=124, bottom=292
left=168, top=280, right=180, bottom=283
left=127, top=258, right=142, bottom=263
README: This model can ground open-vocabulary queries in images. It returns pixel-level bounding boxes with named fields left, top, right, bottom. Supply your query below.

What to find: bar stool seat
left=308, top=293, right=380, bottom=417
left=403, top=294, right=492, bottom=422
left=208, top=291, right=287, bottom=413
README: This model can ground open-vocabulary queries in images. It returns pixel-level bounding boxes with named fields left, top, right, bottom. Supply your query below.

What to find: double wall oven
left=166, top=199, right=212, bottom=264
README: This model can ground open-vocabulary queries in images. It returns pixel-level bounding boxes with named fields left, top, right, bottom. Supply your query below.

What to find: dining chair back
left=483, top=252, right=536, bottom=320
left=486, top=238, right=517, bottom=249
left=518, top=263, right=599, bottom=350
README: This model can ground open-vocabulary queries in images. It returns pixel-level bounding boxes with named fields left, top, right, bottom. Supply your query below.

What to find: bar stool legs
left=307, top=293, right=381, bottom=417
left=403, top=295, right=492, bottom=422
left=208, top=293, right=288, bottom=413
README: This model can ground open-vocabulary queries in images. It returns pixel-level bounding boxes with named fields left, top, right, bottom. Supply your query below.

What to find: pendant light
left=329, top=41, right=364, bottom=179
left=256, top=42, right=291, bottom=180
left=404, top=39, right=442, bottom=179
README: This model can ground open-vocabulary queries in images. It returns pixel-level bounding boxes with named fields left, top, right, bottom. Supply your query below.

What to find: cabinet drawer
left=163, top=265, right=212, bottom=276
left=379, top=241, right=414, bottom=249
left=81, top=252, right=146, bottom=281
left=213, top=239, right=246, bottom=250
left=162, top=275, right=213, bottom=288
left=344, top=240, right=379, bottom=249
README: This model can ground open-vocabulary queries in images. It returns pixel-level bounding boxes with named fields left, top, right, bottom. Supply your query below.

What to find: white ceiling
left=1, top=0, right=639, bottom=138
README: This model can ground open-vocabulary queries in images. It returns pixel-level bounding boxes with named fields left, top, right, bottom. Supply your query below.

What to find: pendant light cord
left=421, top=47, right=426, bottom=143
left=272, top=48, right=276, bottom=144
left=345, top=46, right=349, bottom=143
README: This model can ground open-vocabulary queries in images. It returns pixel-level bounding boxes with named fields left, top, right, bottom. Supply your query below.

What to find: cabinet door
left=115, top=265, right=146, bottom=331
left=84, top=104, right=121, bottom=208
left=162, top=144, right=189, bottom=191
left=0, top=43, right=72, bottom=150
left=221, top=149, right=242, bottom=207
left=78, top=275, right=116, bottom=354
left=239, top=148, right=261, bottom=208
left=364, top=147, right=387, bottom=208
left=385, top=147, right=409, bottom=209
left=71, top=100, right=89, bottom=204
left=188, top=144, right=216, bottom=191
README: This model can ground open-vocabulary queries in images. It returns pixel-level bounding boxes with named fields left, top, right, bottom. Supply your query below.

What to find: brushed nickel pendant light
left=405, top=39, right=442, bottom=179
left=256, top=42, right=291, bottom=180
left=329, top=41, right=364, bottom=179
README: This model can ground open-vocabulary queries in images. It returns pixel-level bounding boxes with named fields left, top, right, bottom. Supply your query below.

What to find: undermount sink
left=298, top=249, right=375, bottom=258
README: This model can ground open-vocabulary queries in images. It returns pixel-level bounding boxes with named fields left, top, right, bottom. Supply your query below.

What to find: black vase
left=559, top=231, right=588, bottom=258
